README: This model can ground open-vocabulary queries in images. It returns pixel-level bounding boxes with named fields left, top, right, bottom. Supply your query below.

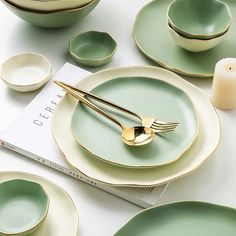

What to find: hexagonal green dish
left=69, top=31, right=117, bottom=67
left=167, top=0, right=232, bottom=39
left=0, top=179, right=49, bottom=236
left=115, top=201, right=236, bottom=236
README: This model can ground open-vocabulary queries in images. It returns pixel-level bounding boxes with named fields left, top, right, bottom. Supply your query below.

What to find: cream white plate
left=0, top=172, right=78, bottom=236
left=52, top=66, right=220, bottom=187
left=0, top=53, right=51, bottom=92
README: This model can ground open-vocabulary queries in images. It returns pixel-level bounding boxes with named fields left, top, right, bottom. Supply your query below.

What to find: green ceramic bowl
left=167, top=0, right=232, bottom=39
left=168, top=23, right=228, bottom=52
left=69, top=31, right=117, bottom=67
left=1, top=0, right=100, bottom=28
left=0, top=179, right=50, bottom=236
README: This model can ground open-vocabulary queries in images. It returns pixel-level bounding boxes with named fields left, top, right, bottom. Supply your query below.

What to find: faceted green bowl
left=0, top=179, right=50, bottom=236
left=69, top=31, right=117, bottom=67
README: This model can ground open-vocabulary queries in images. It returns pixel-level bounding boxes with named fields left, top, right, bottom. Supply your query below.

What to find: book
left=0, top=63, right=168, bottom=208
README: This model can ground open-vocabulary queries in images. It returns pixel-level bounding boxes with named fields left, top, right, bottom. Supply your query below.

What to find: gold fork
left=54, top=81, right=179, bottom=133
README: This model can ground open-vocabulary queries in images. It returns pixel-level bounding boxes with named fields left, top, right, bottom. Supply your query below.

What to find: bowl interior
left=168, top=0, right=231, bottom=37
left=0, top=179, right=49, bottom=235
left=70, top=31, right=117, bottom=61
left=1, top=53, right=51, bottom=87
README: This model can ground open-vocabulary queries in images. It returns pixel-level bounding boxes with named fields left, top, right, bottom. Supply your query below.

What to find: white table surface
left=0, top=1, right=236, bottom=235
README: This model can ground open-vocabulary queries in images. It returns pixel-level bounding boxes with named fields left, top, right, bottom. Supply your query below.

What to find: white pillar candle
left=211, top=58, right=236, bottom=110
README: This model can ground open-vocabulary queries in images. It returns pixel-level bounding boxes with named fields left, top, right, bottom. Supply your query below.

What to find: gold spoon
left=55, top=81, right=155, bottom=146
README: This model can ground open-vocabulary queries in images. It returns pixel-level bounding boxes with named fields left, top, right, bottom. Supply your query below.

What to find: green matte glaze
left=115, top=202, right=236, bottom=236
left=69, top=31, right=117, bottom=67
left=0, top=179, right=49, bottom=236
left=168, top=0, right=232, bottom=39
left=133, top=0, right=236, bottom=77
left=71, top=76, right=199, bottom=168
left=1, top=0, right=100, bottom=28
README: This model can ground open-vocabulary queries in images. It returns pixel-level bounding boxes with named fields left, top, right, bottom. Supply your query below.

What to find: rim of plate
left=114, top=200, right=236, bottom=235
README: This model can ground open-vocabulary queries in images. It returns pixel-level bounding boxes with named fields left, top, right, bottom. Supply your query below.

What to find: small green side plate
left=133, top=0, right=236, bottom=77
left=115, top=202, right=236, bottom=236
left=0, top=179, right=49, bottom=236
left=71, top=76, right=199, bottom=168
left=69, top=31, right=117, bottom=67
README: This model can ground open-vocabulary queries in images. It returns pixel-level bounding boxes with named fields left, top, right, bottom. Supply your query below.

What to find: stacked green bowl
left=167, top=0, right=232, bottom=52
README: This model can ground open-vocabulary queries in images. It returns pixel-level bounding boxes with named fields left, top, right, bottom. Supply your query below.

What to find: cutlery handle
left=54, top=81, right=125, bottom=130
left=58, top=81, right=141, bottom=121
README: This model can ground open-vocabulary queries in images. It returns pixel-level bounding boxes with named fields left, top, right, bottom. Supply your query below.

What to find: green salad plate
left=133, top=0, right=236, bottom=77
left=0, top=179, right=49, bottom=236
left=71, top=76, right=199, bottom=168
left=114, top=201, right=236, bottom=236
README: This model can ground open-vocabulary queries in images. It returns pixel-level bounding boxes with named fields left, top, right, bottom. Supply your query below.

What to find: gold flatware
left=55, top=81, right=179, bottom=133
left=54, top=81, right=155, bottom=146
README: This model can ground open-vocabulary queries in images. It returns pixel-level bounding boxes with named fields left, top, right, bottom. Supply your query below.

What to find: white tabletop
left=0, top=1, right=236, bottom=235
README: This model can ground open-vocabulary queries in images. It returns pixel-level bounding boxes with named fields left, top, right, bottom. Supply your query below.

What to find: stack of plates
left=52, top=66, right=220, bottom=187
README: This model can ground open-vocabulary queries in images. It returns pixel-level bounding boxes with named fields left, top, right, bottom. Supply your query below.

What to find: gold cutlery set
left=54, top=80, right=179, bottom=147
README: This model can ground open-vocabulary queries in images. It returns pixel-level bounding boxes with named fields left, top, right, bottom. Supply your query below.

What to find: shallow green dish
left=168, top=0, right=232, bottom=39
left=1, top=0, right=100, bottom=28
left=114, top=201, right=236, bottom=236
left=133, top=0, right=236, bottom=77
left=69, top=31, right=117, bottom=67
left=71, top=76, right=199, bottom=168
left=0, top=179, right=49, bottom=236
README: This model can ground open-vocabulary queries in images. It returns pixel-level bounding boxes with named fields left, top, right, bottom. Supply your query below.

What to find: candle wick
left=229, top=67, right=232, bottom=70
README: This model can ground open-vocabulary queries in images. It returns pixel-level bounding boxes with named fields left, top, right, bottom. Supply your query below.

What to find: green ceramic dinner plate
left=133, top=0, right=236, bottom=77
left=71, top=76, right=199, bottom=168
left=0, top=179, right=49, bottom=236
left=114, top=201, right=236, bottom=236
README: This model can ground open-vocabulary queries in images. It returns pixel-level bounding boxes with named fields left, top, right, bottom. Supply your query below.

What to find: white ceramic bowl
left=168, top=24, right=228, bottom=52
left=0, top=53, right=52, bottom=92
left=7, top=0, right=93, bottom=12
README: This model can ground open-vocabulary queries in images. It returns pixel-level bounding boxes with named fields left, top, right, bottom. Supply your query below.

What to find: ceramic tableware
left=51, top=66, right=220, bottom=187
left=8, top=0, right=93, bottom=12
left=0, top=179, right=49, bottom=236
left=70, top=76, right=199, bottom=168
left=167, top=0, right=232, bottom=39
left=0, top=172, right=78, bottom=236
left=1, top=0, right=100, bottom=28
left=133, top=0, right=236, bottom=77
left=0, top=53, right=51, bottom=92
left=168, top=24, right=227, bottom=52
left=69, top=31, right=117, bottom=67
left=114, top=201, right=236, bottom=235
